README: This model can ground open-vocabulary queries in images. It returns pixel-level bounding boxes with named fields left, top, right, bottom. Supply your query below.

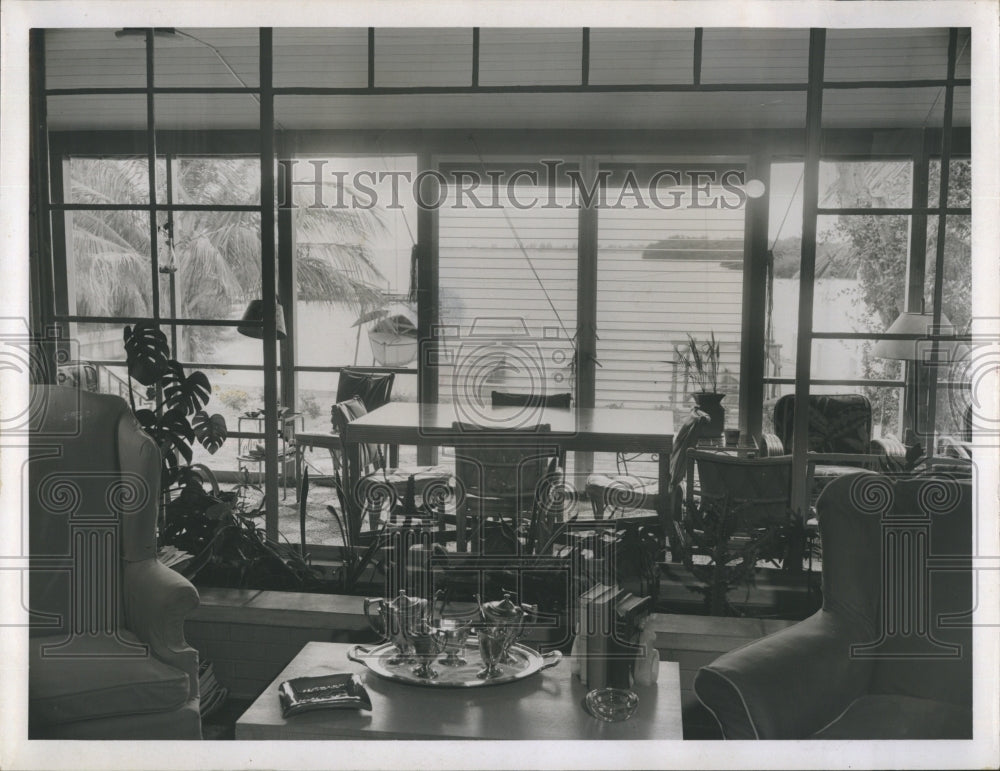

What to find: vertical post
left=277, top=142, right=297, bottom=417
left=145, top=30, right=160, bottom=320
left=789, top=29, right=826, bottom=520
left=260, top=28, right=280, bottom=540
left=581, top=28, right=590, bottom=87
left=472, top=28, right=480, bottom=88
left=738, top=148, right=771, bottom=442
left=925, top=28, right=958, bottom=459
left=575, top=156, right=599, bottom=485
left=902, top=130, right=933, bottom=436
left=693, top=29, right=703, bottom=87
left=416, top=153, right=439, bottom=464
left=29, top=30, right=58, bottom=377
left=368, top=28, right=376, bottom=90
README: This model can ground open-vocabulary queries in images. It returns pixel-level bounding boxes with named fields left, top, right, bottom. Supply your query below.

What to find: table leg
left=344, top=439, right=363, bottom=545
left=658, top=450, right=684, bottom=563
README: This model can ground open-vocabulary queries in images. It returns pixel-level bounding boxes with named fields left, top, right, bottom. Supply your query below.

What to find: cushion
left=30, top=631, right=190, bottom=726
left=812, top=694, right=972, bottom=739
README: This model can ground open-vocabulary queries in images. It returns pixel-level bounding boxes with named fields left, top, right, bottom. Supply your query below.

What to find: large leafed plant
left=123, top=321, right=228, bottom=491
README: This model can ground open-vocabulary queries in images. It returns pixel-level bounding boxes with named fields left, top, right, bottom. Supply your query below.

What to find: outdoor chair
left=585, top=408, right=709, bottom=562
left=298, top=369, right=397, bottom=481
left=451, top=421, right=563, bottom=554
left=680, top=449, right=798, bottom=573
left=758, top=393, right=907, bottom=493
left=331, top=396, right=452, bottom=537
left=694, top=470, right=972, bottom=739
left=28, top=386, right=202, bottom=739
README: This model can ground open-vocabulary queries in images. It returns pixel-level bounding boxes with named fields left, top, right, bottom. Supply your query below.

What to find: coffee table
left=235, top=641, right=682, bottom=740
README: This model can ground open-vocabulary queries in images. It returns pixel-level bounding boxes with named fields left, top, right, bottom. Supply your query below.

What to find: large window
left=764, top=155, right=972, bottom=441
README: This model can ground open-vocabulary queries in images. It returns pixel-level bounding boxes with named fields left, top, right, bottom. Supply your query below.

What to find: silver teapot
left=476, top=592, right=532, bottom=663
left=364, top=590, right=431, bottom=665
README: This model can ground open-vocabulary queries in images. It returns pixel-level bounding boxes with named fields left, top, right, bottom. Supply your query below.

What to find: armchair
left=693, top=470, right=972, bottom=739
left=28, top=386, right=201, bottom=739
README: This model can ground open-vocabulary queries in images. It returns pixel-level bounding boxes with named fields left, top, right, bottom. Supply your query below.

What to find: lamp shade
left=237, top=298, right=287, bottom=340
left=874, top=311, right=953, bottom=360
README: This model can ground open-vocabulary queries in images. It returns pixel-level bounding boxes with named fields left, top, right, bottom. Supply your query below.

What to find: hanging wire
left=172, top=29, right=287, bottom=131
left=765, top=167, right=804, bottom=381
left=466, top=134, right=575, bottom=348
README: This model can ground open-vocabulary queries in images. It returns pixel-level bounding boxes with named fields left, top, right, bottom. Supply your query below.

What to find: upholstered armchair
left=694, top=470, right=972, bottom=739
left=28, top=386, right=202, bottom=739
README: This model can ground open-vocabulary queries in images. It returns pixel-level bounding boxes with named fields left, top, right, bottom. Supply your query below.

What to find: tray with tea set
left=347, top=639, right=562, bottom=688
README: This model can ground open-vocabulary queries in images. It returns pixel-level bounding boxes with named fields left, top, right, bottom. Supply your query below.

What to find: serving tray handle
left=539, top=649, right=562, bottom=671
left=347, top=645, right=372, bottom=664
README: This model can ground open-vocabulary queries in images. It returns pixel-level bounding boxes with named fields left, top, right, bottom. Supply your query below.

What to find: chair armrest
left=123, top=558, right=201, bottom=698
left=693, top=610, right=874, bottom=739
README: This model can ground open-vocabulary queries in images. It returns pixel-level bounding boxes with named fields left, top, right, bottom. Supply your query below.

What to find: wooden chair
left=332, top=397, right=452, bottom=540
left=451, top=421, right=563, bottom=554
left=585, top=409, right=709, bottom=563
left=758, top=393, right=907, bottom=496
left=298, top=369, right=398, bottom=482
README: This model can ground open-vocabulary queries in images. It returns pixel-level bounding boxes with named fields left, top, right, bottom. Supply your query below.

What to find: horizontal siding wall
left=596, top=175, right=745, bottom=423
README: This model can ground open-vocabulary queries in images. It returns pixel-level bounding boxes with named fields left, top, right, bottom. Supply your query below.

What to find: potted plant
left=123, top=322, right=229, bottom=498
left=674, top=332, right=725, bottom=438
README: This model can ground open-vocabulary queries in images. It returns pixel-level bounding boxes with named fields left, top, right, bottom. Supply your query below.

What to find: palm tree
left=67, top=156, right=388, bottom=360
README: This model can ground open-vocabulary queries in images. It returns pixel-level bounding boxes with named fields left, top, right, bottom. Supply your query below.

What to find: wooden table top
left=342, top=402, right=675, bottom=454
left=235, top=641, right=682, bottom=741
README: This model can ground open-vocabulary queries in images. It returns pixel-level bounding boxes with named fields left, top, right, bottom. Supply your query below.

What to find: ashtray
left=585, top=687, right=639, bottom=722
left=278, top=673, right=372, bottom=718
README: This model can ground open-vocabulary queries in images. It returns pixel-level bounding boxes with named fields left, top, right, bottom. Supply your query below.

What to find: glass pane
left=438, top=166, right=578, bottom=407
left=374, top=29, right=472, bottom=88
left=596, top=165, right=744, bottom=426
left=290, top=156, right=418, bottom=368
left=588, top=28, right=694, bottom=85
left=762, top=383, right=905, bottom=441
left=274, top=28, right=368, bottom=88
left=825, top=28, right=960, bottom=82
left=62, top=156, right=167, bottom=205
left=161, top=210, right=261, bottom=322
left=45, top=28, right=146, bottom=89
left=811, top=338, right=903, bottom=382
left=154, top=28, right=259, bottom=88
left=925, top=214, right=972, bottom=331
left=172, top=157, right=260, bottom=205
left=155, top=94, right=259, bottom=131
left=767, top=162, right=804, bottom=383
left=823, top=87, right=951, bottom=130
left=479, top=29, right=582, bottom=86
left=172, top=324, right=261, bottom=366
left=819, top=161, right=912, bottom=209
left=59, top=210, right=153, bottom=317
left=928, top=158, right=972, bottom=208
left=814, top=214, right=909, bottom=333
left=47, top=94, right=147, bottom=132
left=188, top=367, right=265, bottom=477
left=700, top=29, right=808, bottom=84
left=67, top=321, right=126, bottom=364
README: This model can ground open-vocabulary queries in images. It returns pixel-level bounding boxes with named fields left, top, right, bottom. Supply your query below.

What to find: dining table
left=340, top=401, right=675, bottom=548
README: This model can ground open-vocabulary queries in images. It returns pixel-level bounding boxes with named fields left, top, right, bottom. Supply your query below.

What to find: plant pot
left=693, top=392, right=725, bottom=439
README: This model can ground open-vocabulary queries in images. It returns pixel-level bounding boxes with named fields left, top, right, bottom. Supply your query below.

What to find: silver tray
left=347, top=639, right=561, bottom=688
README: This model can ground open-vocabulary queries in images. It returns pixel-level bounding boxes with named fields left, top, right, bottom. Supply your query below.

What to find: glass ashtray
left=585, top=687, right=639, bottom=722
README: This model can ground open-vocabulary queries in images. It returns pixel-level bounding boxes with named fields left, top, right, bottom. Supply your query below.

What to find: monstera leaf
left=162, top=362, right=212, bottom=416
left=156, top=408, right=195, bottom=467
left=124, top=322, right=170, bottom=386
left=192, top=410, right=228, bottom=455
